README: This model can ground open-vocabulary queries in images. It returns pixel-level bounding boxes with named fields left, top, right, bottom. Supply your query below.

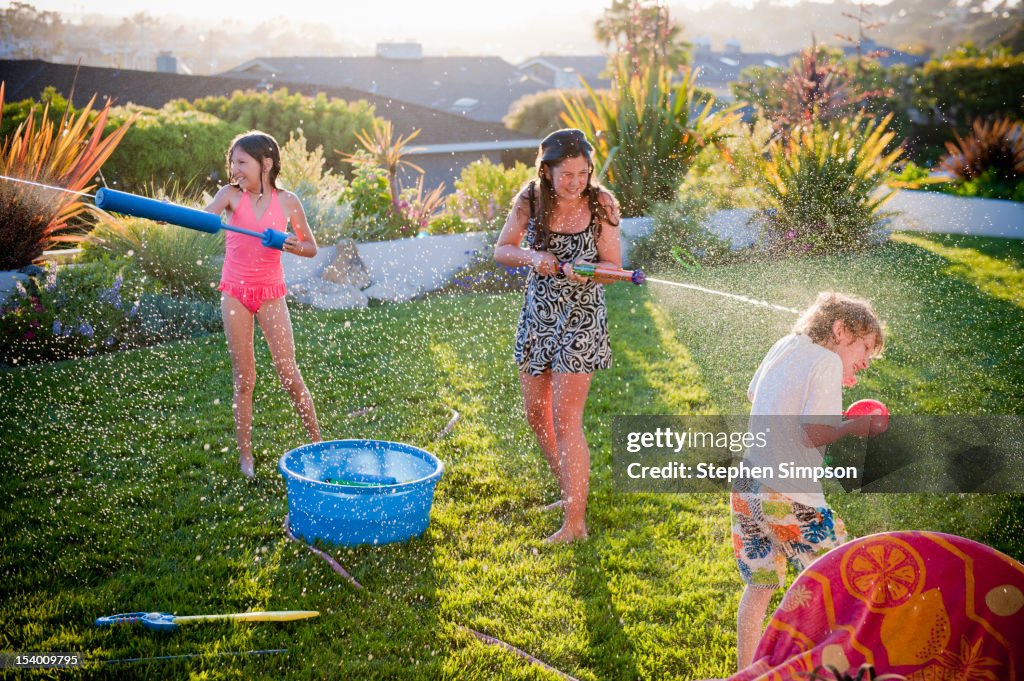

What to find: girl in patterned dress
left=494, top=129, right=622, bottom=543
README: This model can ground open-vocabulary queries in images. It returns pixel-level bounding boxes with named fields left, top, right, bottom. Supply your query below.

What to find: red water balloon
left=844, top=399, right=889, bottom=419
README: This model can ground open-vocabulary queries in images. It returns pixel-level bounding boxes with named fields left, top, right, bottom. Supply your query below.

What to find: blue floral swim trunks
left=731, top=478, right=848, bottom=589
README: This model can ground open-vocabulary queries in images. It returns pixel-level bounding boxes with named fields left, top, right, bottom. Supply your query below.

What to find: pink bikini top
left=220, top=189, right=287, bottom=287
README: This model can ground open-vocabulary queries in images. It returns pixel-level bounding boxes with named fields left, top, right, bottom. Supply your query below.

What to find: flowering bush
left=0, top=261, right=220, bottom=367
left=395, top=176, right=446, bottom=234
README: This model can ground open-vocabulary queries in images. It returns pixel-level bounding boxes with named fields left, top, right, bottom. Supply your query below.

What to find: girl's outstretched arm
left=281, top=190, right=318, bottom=258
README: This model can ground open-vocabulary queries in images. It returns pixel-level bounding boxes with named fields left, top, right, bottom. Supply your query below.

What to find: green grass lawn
left=1, top=232, right=1021, bottom=679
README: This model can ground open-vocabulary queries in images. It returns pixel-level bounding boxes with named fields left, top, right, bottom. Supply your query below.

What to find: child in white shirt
left=732, top=291, right=888, bottom=670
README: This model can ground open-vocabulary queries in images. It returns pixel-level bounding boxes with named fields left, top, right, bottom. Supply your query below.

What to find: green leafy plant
left=504, top=89, right=584, bottom=138
left=679, top=117, right=774, bottom=210
left=339, top=120, right=447, bottom=240
left=177, top=89, right=379, bottom=174
left=0, top=86, right=73, bottom=140
left=0, top=84, right=137, bottom=269
left=132, top=291, right=222, bottom=341
left=338, top=150, right=400, bottom=241
left=426, top=212, right=472, bottom=235
left=102, top=104, right=243, bottom=192
left=755, top=112, right=904, bottom=255
left=0, top=259, right=223, bottom=366
left=562, top=59, right=739, bottom=217
left=916, top=53, right=1024, bottom=129
left=341, top=118, right=423, bottom=209
left=447, top=157, right=534, bottom=230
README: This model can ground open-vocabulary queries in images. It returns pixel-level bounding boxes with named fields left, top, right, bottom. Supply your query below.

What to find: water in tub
left=302, top=444, right=431, bottom=486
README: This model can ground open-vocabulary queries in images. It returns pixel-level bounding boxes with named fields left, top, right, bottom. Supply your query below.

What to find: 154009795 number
left=1, top=653, right=83, bottom=669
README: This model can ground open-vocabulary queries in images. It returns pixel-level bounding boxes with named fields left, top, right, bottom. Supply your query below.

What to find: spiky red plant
left=0, top=83, right=137, bottom=269
left=937, top=116, right=1024, bottom=182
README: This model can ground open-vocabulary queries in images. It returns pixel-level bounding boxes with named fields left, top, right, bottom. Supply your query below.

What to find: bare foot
left=544, top=526, right=587, bottom=544
left=240, top=455, right=255, bottom=479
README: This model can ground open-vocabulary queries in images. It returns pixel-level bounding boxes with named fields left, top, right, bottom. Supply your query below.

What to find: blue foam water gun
left=95, top=188, right=288, bottom=250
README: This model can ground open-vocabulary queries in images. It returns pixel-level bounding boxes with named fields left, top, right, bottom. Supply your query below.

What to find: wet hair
left=526, top=128, right=618, bottom=250
left=794, top=291, right=885, bottom=357
left=226, top=130, right=281, bottom=198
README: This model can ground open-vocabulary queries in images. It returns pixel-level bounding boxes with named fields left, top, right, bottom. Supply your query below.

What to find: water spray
left=557, top=259, right=798, bottom=313
left=643, top=277, right=801, bottom=314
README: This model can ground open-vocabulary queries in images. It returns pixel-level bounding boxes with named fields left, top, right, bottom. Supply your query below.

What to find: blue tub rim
left=278, top=439, right=445, bottom=495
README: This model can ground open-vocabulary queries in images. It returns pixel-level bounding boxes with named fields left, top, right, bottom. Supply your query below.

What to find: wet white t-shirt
left=743, top=333, right=843, bottom=507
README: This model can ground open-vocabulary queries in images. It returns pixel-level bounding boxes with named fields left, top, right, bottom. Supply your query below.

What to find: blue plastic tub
left=279, top=440, right=444, bottom=547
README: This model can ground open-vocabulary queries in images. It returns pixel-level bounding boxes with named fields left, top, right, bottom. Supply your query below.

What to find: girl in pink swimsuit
left=205, top=131, right=322, bottom=478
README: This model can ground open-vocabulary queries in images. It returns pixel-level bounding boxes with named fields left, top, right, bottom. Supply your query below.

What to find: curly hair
left=794, top=291, right=885, bottom=356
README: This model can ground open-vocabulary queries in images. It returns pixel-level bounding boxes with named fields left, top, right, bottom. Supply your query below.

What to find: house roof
left=0, top=59, right=531, bottom=146
left=516, top=56, right=609, bottom=86
left=691, top=50, right=798, bottom=88
left=222, top=56, right=543, bottom=124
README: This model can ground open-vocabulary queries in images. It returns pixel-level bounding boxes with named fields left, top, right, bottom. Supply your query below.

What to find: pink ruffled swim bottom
left=219, top=281, right=287, bottom=315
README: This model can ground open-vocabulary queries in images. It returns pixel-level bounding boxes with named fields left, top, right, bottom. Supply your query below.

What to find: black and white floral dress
left=513, top=213, right=612, bottom=376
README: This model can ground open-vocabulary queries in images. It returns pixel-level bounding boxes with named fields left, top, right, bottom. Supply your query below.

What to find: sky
left=17, top=0, right=630, bottom=31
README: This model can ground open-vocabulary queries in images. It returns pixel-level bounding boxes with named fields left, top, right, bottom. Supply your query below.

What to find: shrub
left=562, top=59, right=739, bottom=217
left=338, top=122, right=446, bottom=241
left=176, top=89, right=379, bottom=174
left=755, top=112, right=904, bottom=255
left=916, top=54, right=1024, bottom=129
left=395, top=175, right=446, bottom=234
left=338, top=151, right=401, bottom=241
left=0, top=86, right=73, bottom=140
left=447, top=158, right=534, bottom=231
left=0, top=260, right=222, bottom=367
left=0, top=84, right=136, bottom=270
left=427, top=212, right=473, bottom=235
left=80, top=188, right=224, bottom=303
left=503, top=89, right=583, bottom=138
left=132, top=291, right=222, bottom=341
left=627, top=198, right=733, bottom=272
left=102, top=105, right=244, bottom=192
left=279, top=130, right=350, bottom=244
